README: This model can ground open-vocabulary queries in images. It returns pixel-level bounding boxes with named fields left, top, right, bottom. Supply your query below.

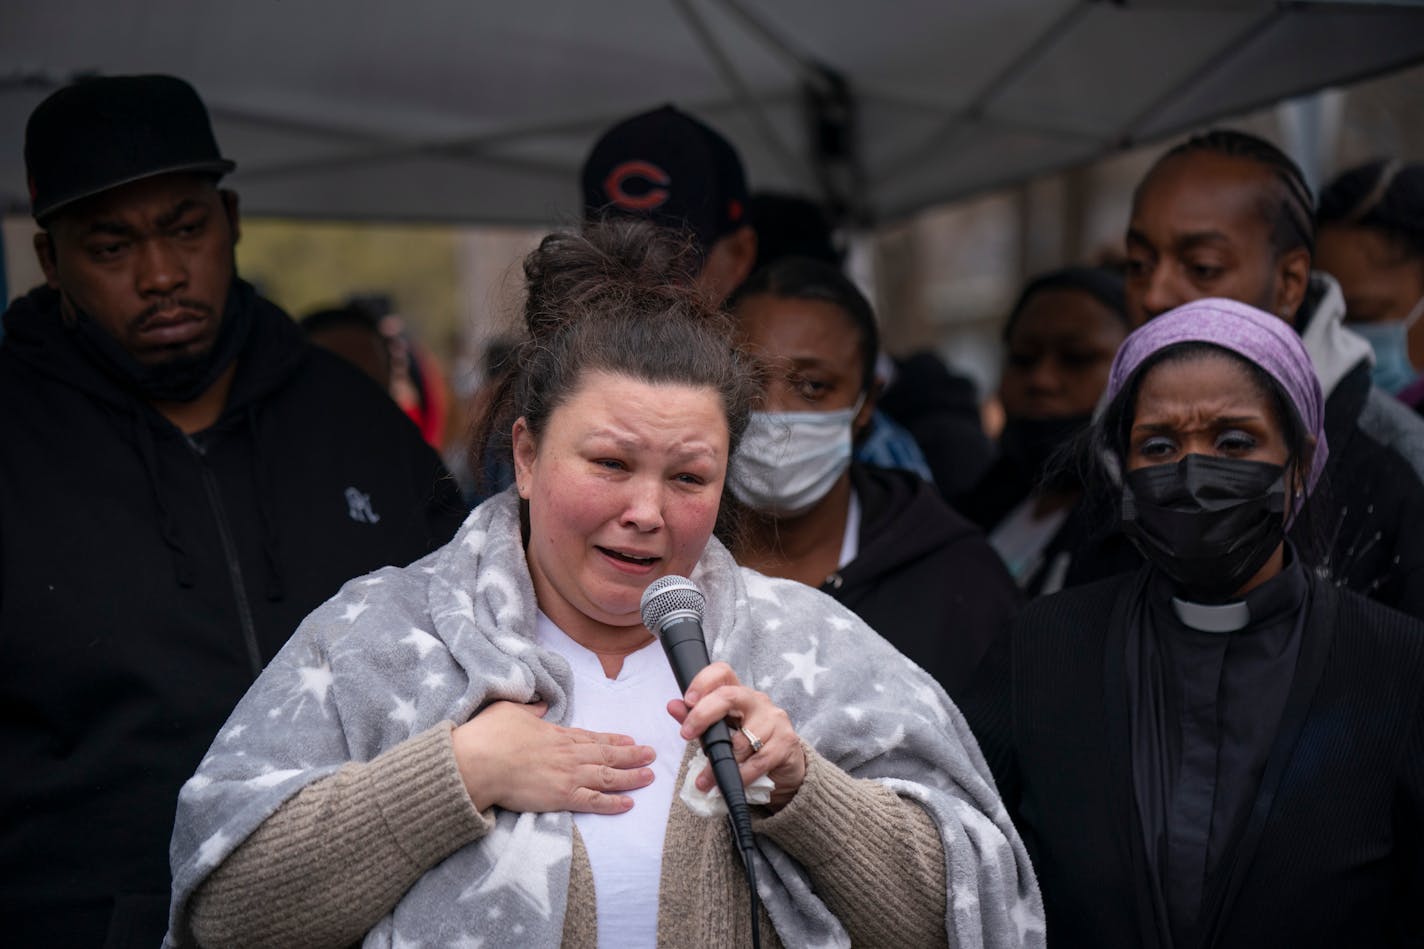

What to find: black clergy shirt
left=1127, top=551, right=1307, bottom=947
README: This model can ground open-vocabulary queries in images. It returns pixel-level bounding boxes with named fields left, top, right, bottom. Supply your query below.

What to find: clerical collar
left=1168, top=545, right=1306, bottom=634
left=1171, top=597, right=1250, bottom=633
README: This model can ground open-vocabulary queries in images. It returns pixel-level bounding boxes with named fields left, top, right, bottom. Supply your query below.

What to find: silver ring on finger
left=740, top=726, right=763, bottom=753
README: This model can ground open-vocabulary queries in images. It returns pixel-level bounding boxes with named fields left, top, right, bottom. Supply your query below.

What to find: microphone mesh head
left=639, top=575, right=705, bottom=631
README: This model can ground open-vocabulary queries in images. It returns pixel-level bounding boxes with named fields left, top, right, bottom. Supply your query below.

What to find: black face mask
left=1121, top=453, right=1287, bottom=601
left=65, top=280, right=252, bottom=404
left=999, top=413, right=1092, bottom=488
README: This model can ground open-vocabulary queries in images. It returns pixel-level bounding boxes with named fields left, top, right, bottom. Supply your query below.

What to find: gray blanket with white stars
left=166, top=487, right=1042, bottom=947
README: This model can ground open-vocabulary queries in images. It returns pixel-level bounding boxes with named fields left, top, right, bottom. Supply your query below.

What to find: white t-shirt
left=838, top=488, right=861, bottom=569
left=988, top=495, right=1069, bottom=587
left=534, top=612, right=690, bottom=948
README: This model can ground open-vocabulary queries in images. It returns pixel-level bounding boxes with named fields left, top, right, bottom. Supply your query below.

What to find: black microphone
left=640, top=575, right=757, bottom=838
left=640, top=575, right=763, bottom=947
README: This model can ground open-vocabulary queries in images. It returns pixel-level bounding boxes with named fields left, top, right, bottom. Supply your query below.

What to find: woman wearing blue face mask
left=1318, top=159, right=1424, bottom=408
left=728, top=258, right=1019, bottom=701
left=961, top=297, right=1424, bottom=948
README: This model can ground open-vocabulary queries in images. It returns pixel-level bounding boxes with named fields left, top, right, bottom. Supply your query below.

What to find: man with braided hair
left=1120, top=128, right=1424, bottom=618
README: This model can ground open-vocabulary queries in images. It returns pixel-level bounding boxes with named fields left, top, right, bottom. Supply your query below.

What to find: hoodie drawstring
left=246, top=406, right=286, bottom=601
left=132, top=412, right=196, bottom=588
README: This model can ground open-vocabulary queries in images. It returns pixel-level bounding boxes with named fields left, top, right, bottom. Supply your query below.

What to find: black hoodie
left=821, top=464, right=1020, bottom=700
left=0, top=284, right=467, bottom=946
left=877, top=351, right=994, bottom=499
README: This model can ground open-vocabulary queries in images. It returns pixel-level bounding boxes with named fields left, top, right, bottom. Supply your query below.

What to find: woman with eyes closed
left=165, top=223, right=1042, bottom=949
left=961, top=296, right=1424, bottom=949
left=728, top=257, right=1019, bottom=702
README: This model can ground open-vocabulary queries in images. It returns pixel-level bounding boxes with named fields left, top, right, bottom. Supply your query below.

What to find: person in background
left=379, top=309, right=451, bottom=450
left=472, top=105, right=765, bottom=502
left=747, top=189, right=956, bottom=487
left=729, top=256, right=1019, bottom=700
left=0, top=74, right=466, bottom=946
left=166, top=221, right=1042, bottom=949
left=1317, top=159, right=1424, bottom=409
left=957, top=266, right=1131, bottom=596
left=300, top=302, right=393, bottom=389
left=964, top=298, right=1424, bottom=948
left=461, top=335, right=520, bottom=504
left=581, top=104, right=758, bottom=304
left=1114, top=128, right=1424, bottom=618
left=749, top=190, right=841, bottom=271
left=877, top=348, right=996, bottom=498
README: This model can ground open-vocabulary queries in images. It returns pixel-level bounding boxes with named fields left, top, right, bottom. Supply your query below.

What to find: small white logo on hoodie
left=345, top=487, right=381, bottom=524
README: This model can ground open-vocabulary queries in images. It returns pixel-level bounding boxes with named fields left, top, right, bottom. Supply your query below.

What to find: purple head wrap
left=1103, top=297, right=1328, bottom=502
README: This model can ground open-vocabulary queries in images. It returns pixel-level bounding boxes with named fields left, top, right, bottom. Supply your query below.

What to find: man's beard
left=64, top=282, right=253, bottom=404
left=145, top=347, right=220, bottom=397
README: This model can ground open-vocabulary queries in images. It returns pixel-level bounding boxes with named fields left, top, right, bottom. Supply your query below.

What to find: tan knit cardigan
left=187, top=722, right=949, bottom=947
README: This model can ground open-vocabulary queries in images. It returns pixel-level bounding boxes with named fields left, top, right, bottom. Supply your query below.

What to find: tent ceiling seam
left=714, top=0, right=833, bottom=94
left=671, top=0, right=814, bottom=185
left=875, top=0, right=1093, bottom=182
left=1115, top=5, right=1282, bottom=144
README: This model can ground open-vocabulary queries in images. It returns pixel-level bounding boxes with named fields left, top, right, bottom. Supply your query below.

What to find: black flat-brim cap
left=25, top=74, right=236, bottom=223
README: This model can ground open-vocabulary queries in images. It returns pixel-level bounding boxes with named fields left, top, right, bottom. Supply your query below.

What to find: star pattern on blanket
left=912, top=680, right=950, bottom=725
left=246, top=767, right=304, bottom=789
left=780, top=638, right=829, bottom=696
left=195, top=829, right=231, bottom=869
left=869, top=722, right=906, bottom=758
left=475, top=568, right=523, bottom=625
left=445, top=586, right=475, bottom=620
left=743, top=570, right=781, bottom=605
left=460, top=813, right=567, bottom=918
left=1011, top=896, right=1046, bottom=940
left=296, top=661, right=334, bottom=706
left=461, top=526, right=488, bottom=553
left=951, top=880, right=981, bottom=916
left=340, top=599, right=370, bottom=623
left=401, top=627, right=442, bottom=659
left=390, top=695, right=418, bottom=727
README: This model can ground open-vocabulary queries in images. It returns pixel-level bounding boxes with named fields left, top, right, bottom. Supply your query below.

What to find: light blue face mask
left=1353, top=295, right=1424, bottom=394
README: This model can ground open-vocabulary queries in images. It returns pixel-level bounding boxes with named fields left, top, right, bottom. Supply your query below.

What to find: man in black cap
left=582, top=104, right=758, bottom=304
left=0, top=74, right=466, bottom=945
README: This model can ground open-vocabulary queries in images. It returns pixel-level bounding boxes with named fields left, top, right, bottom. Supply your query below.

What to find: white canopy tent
left=3, top=0, right=1424, bottom=228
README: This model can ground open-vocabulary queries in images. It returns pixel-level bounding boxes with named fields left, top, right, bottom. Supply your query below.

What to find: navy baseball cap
left=581, top=105, right=748, bottom=251
left=25, top=74, right=235, bottom=223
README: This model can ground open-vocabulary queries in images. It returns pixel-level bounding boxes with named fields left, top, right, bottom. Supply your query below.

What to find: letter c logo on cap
left=604, top=161, right=671, bottom=211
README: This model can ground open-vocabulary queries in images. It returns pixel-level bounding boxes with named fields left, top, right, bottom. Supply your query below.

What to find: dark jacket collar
left=1, top=280, right=309, bottom=428
left=838, top=463, right=979, bottom=586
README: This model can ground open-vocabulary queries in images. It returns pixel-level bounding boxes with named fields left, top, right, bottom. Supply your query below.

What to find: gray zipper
left=189, top=438, right=263, bottom=678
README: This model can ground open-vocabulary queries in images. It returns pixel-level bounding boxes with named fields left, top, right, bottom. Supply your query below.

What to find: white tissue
left=678, top=747, right=775, bottom=818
